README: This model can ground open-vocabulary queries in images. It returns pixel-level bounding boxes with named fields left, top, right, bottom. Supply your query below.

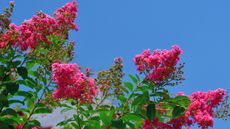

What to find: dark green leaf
left=12, top=61, right=21, bottom=68
left=1, top=108, right=17, bottom=116
left=17, top=67, right=28, bottom=79
left=0, top=118, right=18, bottom=126
left=4, top=81, right=19, bottom=95
left=146, top=103, right=156, bottom=120
left=111, top=120, right=126, bottom=129
left=36, top=103, right=46, bottom=108
left=172, top=106, right=185, bottom=118
left=34, top=107, right=52, bottom=114
left=0, top=94, right=8, bottom=107
left=29, top=120, right=41, bottom=127
left=0, top=65, right=5, bottom=78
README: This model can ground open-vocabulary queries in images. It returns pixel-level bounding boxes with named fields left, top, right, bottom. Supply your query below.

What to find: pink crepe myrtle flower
left=134, top=45, right=183, bottom=83
left=51, top=63, right=97, bottom=103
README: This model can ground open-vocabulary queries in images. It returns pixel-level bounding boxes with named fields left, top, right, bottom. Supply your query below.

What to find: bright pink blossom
left=51, top=63, right=97, bottom=103
left=134, top=45, right=183, bottom=83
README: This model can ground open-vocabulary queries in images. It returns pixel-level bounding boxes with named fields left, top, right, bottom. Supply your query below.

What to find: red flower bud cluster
left=51, top=63, right=97, bottom=104
left=134, top=45, right=183, bottom=83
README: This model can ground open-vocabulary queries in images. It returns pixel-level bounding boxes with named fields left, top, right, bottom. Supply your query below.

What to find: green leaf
left=126, top=122, right=136, bottom=129
left=26, top=60, right=37, bottom=69
left=17, top=67, right=28, bottom=79
left=85, top=120, right=101, bottom=129
left=0, top=86, right=7, bottom=96
left=0, top=65, right=5, bottom=78
left=132, top=92, right=149, bottom=107
left=0, top=118, right=18, bottom=126
left=136, top=86, right=149, bottom=93
left=118, top=95, right=127, bottom=103
left=100, top=110, right=113, bottom=125
left=34, top=107, right=52, bottom=114
left=36, top=103, right=46, bottom=108
left=124, top=82, right=134, bottom=91
left=121, top=113, right=143, bottom=122
left=129, top=74, right=138, bottom=84
left=73, top=114, right=85, bottom=127
left=61, top=107, right=72, bottom=113
left=29, top=120, right=41, bottom=127
left=135, top=74, right=141, bottom=82
left=12, top=60, right=21, bottom=68
left=27, top=77, right=43, bottom=91
left=146, top=103, right=156, bottom=120
left=0, top=94, right=8, bottom=107
left=118, top=86, right=129, bottom=94
left=172, top=106, right=185, bottom=118
left=8, top=99, right=25, bottom=105
left=1, top=108, right=17, bottom=116
left=171, top=96, right=190, bottom=108
left=111, top=120, right=126, bottom=129
left=4, top=81, right=19, bottom=95
left=57, top=118, right=74, bottom=126
left=15, top=91, right=33, bottom=98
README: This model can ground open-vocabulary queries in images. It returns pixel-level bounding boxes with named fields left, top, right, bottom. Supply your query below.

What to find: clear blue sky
left=1, top=0, right=230, bottom=128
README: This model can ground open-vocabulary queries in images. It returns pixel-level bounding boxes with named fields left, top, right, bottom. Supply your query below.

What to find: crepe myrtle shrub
left=0, top=1, right=229, bottom=129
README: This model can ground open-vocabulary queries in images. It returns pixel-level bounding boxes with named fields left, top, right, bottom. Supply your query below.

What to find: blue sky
left=1, top=0, right=230, bottom=128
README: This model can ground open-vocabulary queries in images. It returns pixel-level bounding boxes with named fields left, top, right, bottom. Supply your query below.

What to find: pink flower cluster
left=51, top=63, right=97, bottom=103
left=133, top=45, right=183, bottom=83
left=142, top=88, right=226, bottom=129
left=0, top=1, right=77, bottom=50
left=54, top=1, right=78, bottom=31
